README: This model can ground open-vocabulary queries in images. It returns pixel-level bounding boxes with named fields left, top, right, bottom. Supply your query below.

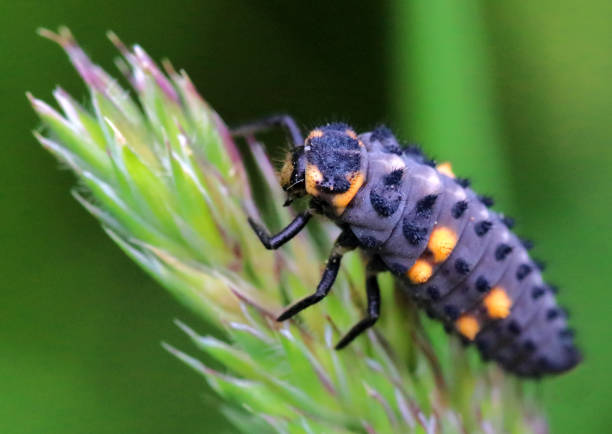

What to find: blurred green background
left=2, top=1, right=610, bottom=432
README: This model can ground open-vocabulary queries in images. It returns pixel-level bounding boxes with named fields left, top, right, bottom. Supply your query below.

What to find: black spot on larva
left=523, top=339, right=536, bottom=353
left=456, top=177, right=471, bottom=188
left=501, top=216, right=515, bottom=229
left=371, top=125, right=392, bottom=141
left=370, top=173, right=403, bottom=217
left=383, top=143, right=402, bottom=155
left=475, top=276, right=490, bottom=293
left=521, top=238, right=534, bottom=250
left=479, top=195, right=495, bottom=208
left=546, top=308, right=560, bottom=321
left=508, top=320, right=521, bottom=335
left=402, top=220, right=428, bottom=245
left=474, top=220, right=493, bottom=237
left=402, top=145, right=424, bottom=157
left=495, top=243, right=513, bottom=261
left=444, top=305, right=459, bottom=321
left=560, top=328, right=575, bottom=339
left=416, top=194, right=438, bottom=218
left=371, top=126, right=402, bottom=155
left=359, top=236, right=380, bottom=250
left=427, top=286, right=441, bottom=301
left=531, top=286, right=546, bottom=300
left=383, top=169, right=403, bottom=186
left=424, top=159, right=437, bottom=168
left=454, top=258, right=470, bottom=275
left=534, top=258, right=547, bottom=271
left=368, top=194, right=390, bottom=216
left=516, top=264, right=532, bottom=281
left=451, top=200, right=468, bottom=219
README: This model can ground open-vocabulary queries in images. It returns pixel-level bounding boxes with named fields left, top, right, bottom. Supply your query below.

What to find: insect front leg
left=248, top=210, right=312, bottom=250
left=277, top=230, right=359, bottom=321
left=231, top=114, right=304, bottom=147
left=335, top=257, right=385, bottom=350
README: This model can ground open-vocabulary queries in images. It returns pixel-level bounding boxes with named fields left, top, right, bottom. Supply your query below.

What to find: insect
left=232, top=115, right=580, bottom=377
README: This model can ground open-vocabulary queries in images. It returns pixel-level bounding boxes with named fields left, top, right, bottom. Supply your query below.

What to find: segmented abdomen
left=340, top=128, right=579, bottom=377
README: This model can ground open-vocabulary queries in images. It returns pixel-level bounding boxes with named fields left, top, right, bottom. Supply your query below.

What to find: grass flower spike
left=30, top=28, right=548, bottom=433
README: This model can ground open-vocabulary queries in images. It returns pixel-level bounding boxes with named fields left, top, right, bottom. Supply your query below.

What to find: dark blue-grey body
left=332, top=127, right=579, bottom=377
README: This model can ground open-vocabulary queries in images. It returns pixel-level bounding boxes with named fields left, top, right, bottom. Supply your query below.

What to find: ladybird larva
left=232, top=115, right=580, bottom=377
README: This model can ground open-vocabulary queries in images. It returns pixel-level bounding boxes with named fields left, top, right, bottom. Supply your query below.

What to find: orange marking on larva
left=427, top=227, right=458, bottom=263
left=483, top=287, right=512, bottom=319
left=305, top=164, right=323, bottom=196
left=437, top=162, right=455, bottom=179
left=407, top=259, right=433, bottom=284
left=307, top=129, right=324, bottom=140
left=333, top=172, right=365, bottom=214
left=456, top=314, right=480, bottom=340
left=345, top=129, right=358, bottom=139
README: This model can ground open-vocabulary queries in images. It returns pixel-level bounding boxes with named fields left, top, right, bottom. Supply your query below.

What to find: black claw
left=335, top=340, right=349, bottom=350
left=277, top=294, right=325, bottom=321
left=335, top=317, right=378, bottom=349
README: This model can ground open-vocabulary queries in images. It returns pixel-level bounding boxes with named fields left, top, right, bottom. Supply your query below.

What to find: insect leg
left=277, top=230, right=359, bottom=321
left=248, top=210, right=312, bottom=250
left=335, top=258, right=384, bottom=350
left=231, top=114, right=304, bottom=147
